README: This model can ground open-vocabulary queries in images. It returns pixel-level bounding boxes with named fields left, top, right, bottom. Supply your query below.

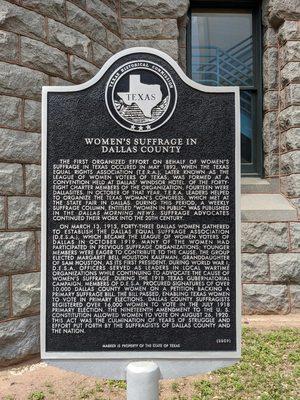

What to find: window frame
left=187, top=0, right=263, bottom=176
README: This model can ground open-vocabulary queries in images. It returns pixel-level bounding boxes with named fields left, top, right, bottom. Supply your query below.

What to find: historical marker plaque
left=42, top=48, right=240, bottom=361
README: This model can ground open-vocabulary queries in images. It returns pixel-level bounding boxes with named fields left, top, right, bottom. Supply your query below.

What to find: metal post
left=126, top=361, right=160, bottom=400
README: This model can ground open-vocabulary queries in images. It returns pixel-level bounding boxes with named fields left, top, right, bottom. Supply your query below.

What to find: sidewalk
left=242, top=314, right=300, bottom=330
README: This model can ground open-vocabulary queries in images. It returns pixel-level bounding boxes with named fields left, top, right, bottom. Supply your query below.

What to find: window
left=187, top=1, right=262, bottom=175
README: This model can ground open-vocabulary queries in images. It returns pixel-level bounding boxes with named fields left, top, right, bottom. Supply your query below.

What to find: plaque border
left=41, top=47, right=241, bottom=361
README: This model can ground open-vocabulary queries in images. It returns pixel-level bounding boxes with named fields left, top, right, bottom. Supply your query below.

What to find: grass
left=193, top=380, right=214, bottom=398
left=75, top=380, right=126, bottom=399
left=44, top=381, right=55, bottom=395
left=2, top=327, right=299, bottom=400
left=27, top=392, right=45, bottom=400
left=105, top=379, right=127, bottom=390
left=171, top=382, right=180, bottom=393
left=169, top=327, right=300, bottom=400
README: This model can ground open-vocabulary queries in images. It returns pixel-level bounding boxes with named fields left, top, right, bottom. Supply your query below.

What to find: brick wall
left=243, top=0, right=300, bottom=315
left=0, top=0, right=122, bottom=366
left=120, top=0, right=188, bottom=63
